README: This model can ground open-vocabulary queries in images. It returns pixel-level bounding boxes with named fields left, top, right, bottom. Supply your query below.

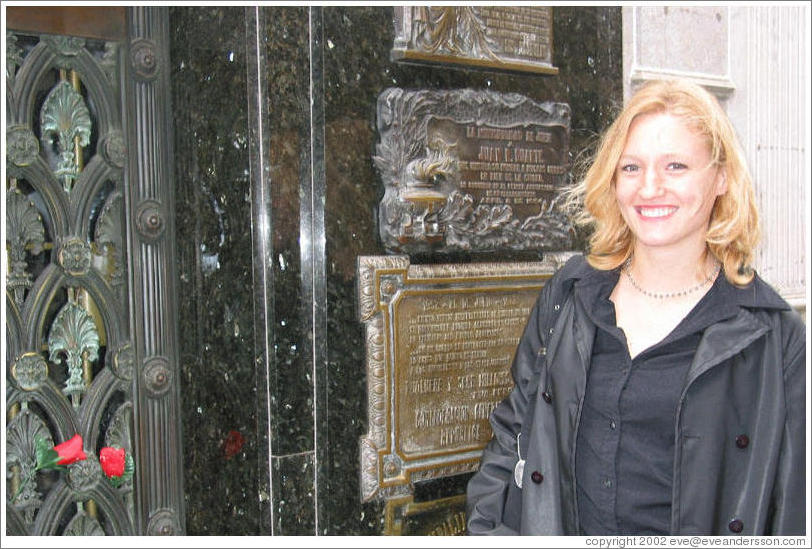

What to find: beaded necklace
left=622, top=257, right=720, bottom=299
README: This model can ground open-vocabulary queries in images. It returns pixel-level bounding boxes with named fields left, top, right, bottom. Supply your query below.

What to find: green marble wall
left=169, top=6, right=622, bottom=535
left=170, top=7, right=258, bottom=535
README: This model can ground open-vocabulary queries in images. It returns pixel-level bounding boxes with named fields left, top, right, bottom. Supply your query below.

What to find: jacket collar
left=558, top=254, right=791, bottom=313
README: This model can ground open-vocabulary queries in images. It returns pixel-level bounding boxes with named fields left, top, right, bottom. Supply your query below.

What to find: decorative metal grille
left=6, top=29, right=135, bottom=536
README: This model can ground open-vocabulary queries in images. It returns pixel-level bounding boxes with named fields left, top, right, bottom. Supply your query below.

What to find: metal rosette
left=58, top=237, right=92, bottom=277
left=66, top=454, right=102, bottom=496
left=147, top=508, right=181, bottom=535
left=11, top=352, right=49, bottom=391
left=142, top=356, right=172, bottom=398
left=6, top=125, right=40, bottom=168
left=135, top=200, right=166, bottom=242
left=130, top=38, right=160, bottom=82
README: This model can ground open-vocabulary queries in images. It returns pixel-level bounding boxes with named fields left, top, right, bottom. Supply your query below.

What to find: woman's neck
left=627, top=244, right=717, bottom=295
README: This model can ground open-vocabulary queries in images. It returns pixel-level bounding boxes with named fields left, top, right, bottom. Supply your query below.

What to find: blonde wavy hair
left=567, top=79, right=760, bottom=286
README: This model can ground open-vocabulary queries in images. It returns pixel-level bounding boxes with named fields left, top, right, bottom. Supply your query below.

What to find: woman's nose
left=639, top=168, right=664, bottom=198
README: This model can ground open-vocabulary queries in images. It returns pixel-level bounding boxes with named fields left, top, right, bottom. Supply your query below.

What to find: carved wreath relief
left=375, top=88, right=574, bottom=254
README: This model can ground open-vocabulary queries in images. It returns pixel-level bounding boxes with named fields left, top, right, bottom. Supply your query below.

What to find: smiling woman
left=573, top=79, right=760, bottom=288
left=466, top=79, right=806, bottom=536
left=614, top=113, right=728, bottom=258
left=611, top=111, right=730, bottom=357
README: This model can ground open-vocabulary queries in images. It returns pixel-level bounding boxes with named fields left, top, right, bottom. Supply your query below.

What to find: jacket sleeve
left=466, top=276, right=554, bottom=535
left=769, top=310, right=806, bottom=535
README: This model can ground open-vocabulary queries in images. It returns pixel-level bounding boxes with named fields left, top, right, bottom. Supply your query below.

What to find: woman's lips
left=636, top=206, right=677, bottom=218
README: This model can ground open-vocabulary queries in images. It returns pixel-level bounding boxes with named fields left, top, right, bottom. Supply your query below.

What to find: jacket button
left=735, top=434, right=749, bottom=449
left=728, top=519, right=743, bottom=533
left=542, top=391, right=552, bottom=403
left=531, top=471, right=543, bottom=484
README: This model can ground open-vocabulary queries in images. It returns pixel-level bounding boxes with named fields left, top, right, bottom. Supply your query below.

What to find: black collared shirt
left=575, top=267, right=739, bottom=535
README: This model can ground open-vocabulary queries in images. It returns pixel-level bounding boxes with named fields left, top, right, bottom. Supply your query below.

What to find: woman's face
left=614, top=112, right=727, bottom=256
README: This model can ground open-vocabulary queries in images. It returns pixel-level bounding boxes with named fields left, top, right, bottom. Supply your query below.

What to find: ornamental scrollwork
left=365, top=315, right=387, bottom=447
left=357, top=255, right=409, bottom=321
left=48, top=300, right=100, bottom=404
left=7, top=31, right=24, bottom=82
left=40, top=80, right=92, bottom=192
left=110, top=342, right=134, bottom=382
left=95, top=192, right=125, bottom=288
left=360, top=314, right=386, bottom=502
left=359, top=438, right=380, bottom=502
left=104, top=404, right=133, bottom=459
left=379, top=274, right=404, bottom=306
left=100, top=42, right=120, bottom=89
left=41, top=34, right=85, bottom=58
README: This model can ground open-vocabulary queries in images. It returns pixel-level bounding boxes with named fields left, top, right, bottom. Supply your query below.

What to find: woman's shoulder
left=722, top=271, right=795, bottom=313
left=553, top=252, right=594, bottom=280
left=735, top=273, right=806, bottom=348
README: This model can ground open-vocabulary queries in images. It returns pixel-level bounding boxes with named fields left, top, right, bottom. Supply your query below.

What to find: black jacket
left=466, top=255, right=806, bottom=535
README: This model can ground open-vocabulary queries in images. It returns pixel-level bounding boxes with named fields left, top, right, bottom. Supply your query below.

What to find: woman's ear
left=714, top=167, right=728, bottom=196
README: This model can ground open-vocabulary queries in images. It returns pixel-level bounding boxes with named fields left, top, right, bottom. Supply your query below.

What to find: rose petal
left=100, top=446, right=127, bottom=478
left=53, top=434, right=87, bottom=465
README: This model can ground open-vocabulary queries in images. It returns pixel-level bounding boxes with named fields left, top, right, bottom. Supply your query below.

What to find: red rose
left=53, top=434, right=87, bottom=465
left=99, top=447, right=126, bottom=478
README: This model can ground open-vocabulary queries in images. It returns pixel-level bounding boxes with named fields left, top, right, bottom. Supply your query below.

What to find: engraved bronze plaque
left=392, top=6, right=558, bottom=75
left=358, top=254, right=570, bottom=502
left=375, top=88, right=573, bottom=254
left=384, top=495, right=467, bottom=536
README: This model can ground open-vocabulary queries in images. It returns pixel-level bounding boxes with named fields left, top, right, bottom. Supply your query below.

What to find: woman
left=466, top=79, right=806, bottom=536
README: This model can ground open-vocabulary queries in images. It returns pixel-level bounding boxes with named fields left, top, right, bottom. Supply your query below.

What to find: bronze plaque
left=358, top=254, right=570, bottom=502
left=384, top=495, right=467, bottom=535
left=392, top=6, right=558, bottom=75
left=375, top=88, right=573, bottom=254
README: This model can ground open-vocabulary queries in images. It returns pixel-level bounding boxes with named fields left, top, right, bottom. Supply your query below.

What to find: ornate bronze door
left=5, top=7, right=184, bottom=535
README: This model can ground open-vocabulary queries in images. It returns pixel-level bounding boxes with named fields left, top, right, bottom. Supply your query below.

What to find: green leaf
left=123, top=453, right=135, bottom=479
left=35, top=437, right=63, bottom=471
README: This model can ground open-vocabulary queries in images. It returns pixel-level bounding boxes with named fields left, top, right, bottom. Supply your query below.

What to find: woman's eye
left=620, top=164, right=638, bottom=173
left=667, top=162, right=687, bottom=170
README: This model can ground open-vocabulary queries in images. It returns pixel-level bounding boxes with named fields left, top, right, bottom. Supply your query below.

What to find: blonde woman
left=466, top=79, right=806, bottom=536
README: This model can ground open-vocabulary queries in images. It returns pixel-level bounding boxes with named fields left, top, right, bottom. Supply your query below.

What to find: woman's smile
left=636, top=206, right=677, bottom=218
